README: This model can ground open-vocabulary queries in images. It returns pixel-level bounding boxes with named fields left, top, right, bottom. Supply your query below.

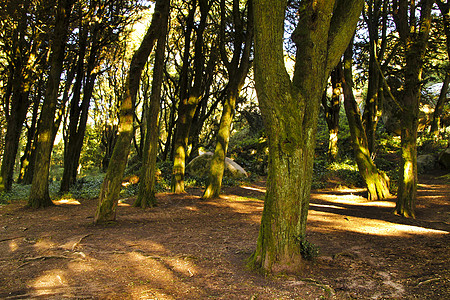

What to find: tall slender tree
left=0, top=1, right=43, bottom=191
left=202, top=0, right=254, bottom=199
left=171, top=0, right=213, bottom=193
left=28, top=0, right=75, bottom=208
left=393, top=0, right=433, bottom=218
left=341, top=40, right=391, bottom=201
left=94, top=0, right=169, bottom=223
left=135, top=0, right=170, bottom=208
left=248, top=0, right=362, bottom=273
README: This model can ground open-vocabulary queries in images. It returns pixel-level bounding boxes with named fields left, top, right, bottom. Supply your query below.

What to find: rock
left=186, top=152, right=248, bottom=179
left=417, top=154, right=437, bottom=172
left=438, top=148, right=450, bottom=170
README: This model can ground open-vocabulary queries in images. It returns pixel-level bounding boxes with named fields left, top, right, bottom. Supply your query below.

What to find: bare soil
left=0, top=172, right=449, bottom=299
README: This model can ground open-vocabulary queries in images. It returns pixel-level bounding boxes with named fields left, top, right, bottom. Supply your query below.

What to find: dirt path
left=0, top=173, right=449, bottom=299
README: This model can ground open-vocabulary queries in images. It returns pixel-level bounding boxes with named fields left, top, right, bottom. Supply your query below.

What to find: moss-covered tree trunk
left=341, top=42, right=390, bottom=201
left=202, top=0, right=253, bottom=199
left=171, top=0, right=210, bottom=193
left=135, top=0, right=169, bottom=208
left=393, top=0, right=433, bottom=218
left=28, top=0, right=74, bottom=208
left=94, top=0, right=167, bottom=223
left=248, top=0, right=362, bottom=273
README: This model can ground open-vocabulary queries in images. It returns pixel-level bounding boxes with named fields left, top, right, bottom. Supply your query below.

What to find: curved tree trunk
left=135, top=1, right=170, bottom=208
left=202, top=88, right=238, bottom=199
left=28, top=0, right=74, bottom=209
left=248, top=0, right=362, bottom=273
left=341, top=41, right=390, bottom=201
left=94, top=0, right=167, bottom=223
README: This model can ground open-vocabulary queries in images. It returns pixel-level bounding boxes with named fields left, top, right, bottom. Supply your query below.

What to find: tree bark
left=135, top=0, right=170, bottom=208
left=393, top=0, right=433, bottom=218
left=171, top=0, right=210, bottom=193
left=203, top=0, right=253, bottom=199
left=322, top=64, right=342, bottom=161
left=248, top=0, right=362, bottom=273
left=28, top=0, right=74, bottom=208
left=94, top=0, right=167, bottom=223
left=341, top=41, right=390, bottom=201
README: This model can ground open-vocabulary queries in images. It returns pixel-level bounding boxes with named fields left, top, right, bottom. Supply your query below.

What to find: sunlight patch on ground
left=53, top=198, right=81, bottom=205
left=33, top=238, right=57, bottom=251
left=241, top=185, right=266, bottom=193
left=8, top=240, right=18, bottom=252
left=29, top=269, right=68, bottom=296
left=318, top=194, right=396, bottom=208
left=309, top=211, right=448, bottom=236
left=67, top=261, right=94, bottom=272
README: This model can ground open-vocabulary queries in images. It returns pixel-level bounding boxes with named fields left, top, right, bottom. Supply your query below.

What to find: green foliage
left=79, top=125, right=104, bottom=174
left=228, top=127, right=268, bottom=176
left=295, top=236, right=320, bottom=261
left=0, top=183, right=30, bottom=204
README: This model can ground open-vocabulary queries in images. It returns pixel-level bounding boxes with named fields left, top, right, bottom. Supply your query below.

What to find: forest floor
left=0, top=171, right=449, bottom=299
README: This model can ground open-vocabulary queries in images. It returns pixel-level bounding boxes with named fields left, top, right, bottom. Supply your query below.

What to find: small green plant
left=296, top=236, right=320, bottom=260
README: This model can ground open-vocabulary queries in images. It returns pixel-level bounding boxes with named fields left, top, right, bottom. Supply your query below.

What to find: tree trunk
left=248, top=0, right=362, bottom=273
left=393, top=0, right=433, bottom=218
left=28, top=0, right=74, bottom=208
left=17, top=89, right=40, bottom=184
left=135, top=0, right=169, bottom=208
left=203, top=0, right=253, bottom=199
left=94, top=0, right=168, bottom=223
left=341, top=42, right=390, bottom=201
left=0, top=1, right=33, bottom=191
left=322, top=64, right=342, bottom=161
left=202, top=88, right=238, bottom=198
left=1, top=91, right=29, bottom=191
left=171, top=0, right=210, bottom=193
left=430, top=71, right=449, bottom=137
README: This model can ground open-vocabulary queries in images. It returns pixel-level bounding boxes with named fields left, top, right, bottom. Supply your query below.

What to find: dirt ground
left=0, top=172, right=449, bottom=299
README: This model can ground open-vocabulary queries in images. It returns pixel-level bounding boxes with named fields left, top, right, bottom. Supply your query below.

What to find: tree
left=135, top=0, right=170, bottom=208
left=393, top=0, right=433, bottom=218
left=0, top=0, right=43, bottom=191
left=321, top=65, right=342, bottom=161
left=170, top=0, right=214, bottom=193
left=341, top=40, right=390, bottom=201
left=60, top=0, right=132, bottom=193
left=94, top=0, right=169, bottom=223
left=248, top=0, right=362, bottom=273
left=28, top=0, right=75, bottom=209
left=430, top=0, right=450, bottom=137
left=202, top=0, right=254, bottom=199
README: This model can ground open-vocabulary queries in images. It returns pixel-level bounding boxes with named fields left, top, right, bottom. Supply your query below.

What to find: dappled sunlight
left=123, top=250, right=202, bottom=297
left=33, top=238, right=57, bottom=251
left=53, top=198, right=81, bottom=205
left=316, top=193, right=396, bottom=208
left=9, top=240, right=18, bottom=252
left=309, top=210, right=448, bottom=237
left=241, top=185, right=266, bottom=193
left=29, top=269, right=68, bottom=297
left=67, top=261, right=95, bottom=273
